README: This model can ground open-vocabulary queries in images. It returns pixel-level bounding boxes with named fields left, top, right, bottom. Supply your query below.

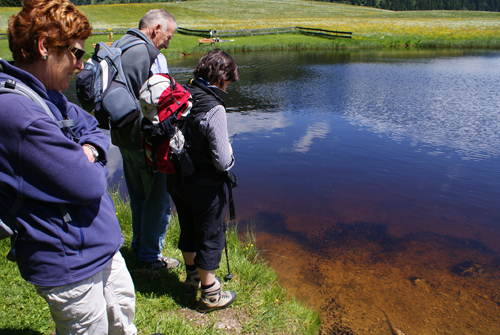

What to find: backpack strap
left=189, top=78, right=225, bottom=108
left=0, top=78, right=79, bottom=141
left=113, top=31, right=161, bottom=62
left=123, top=30, right=161, bottom=55
left=223, top=171, right=237, bottom=221
left=0, top=78, right=54, bottom=121
left=0, top=198, right=23, bottom=238
left=0, top=197, right=72, bottom=262
left=111, top=38, right=145, bottom=53
left=0, top=197, right=24, bottom=262
left=0, top=76, right=74, bottom=261
left=116, top=31, right=161, bottom=73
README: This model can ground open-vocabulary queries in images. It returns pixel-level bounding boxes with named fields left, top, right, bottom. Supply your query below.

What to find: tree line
left=0, top=0, right=176, bottom=6
left=1, top=0, right=498, bottom=11
left=315, top=0, right=500, bottom=11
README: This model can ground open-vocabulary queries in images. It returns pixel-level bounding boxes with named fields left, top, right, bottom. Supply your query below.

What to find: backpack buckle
left=5, top=79, right=16, bottom=89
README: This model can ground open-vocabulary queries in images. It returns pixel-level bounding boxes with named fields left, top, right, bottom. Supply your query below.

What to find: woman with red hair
left=0, top=1, right=137, bottom=333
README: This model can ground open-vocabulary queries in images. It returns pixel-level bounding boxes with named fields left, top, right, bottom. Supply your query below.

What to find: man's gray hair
left=139, top=9, right=177, bottom=31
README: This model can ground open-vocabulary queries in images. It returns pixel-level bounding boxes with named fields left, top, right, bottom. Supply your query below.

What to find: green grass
left=0, top=191, right=320, bottom=335
left=1, top=0, right=500, bottom=62
left=0, top=32, right=365, bottom=62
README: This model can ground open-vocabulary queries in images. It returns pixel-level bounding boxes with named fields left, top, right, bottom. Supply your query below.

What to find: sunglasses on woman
left=65, top=44, right=86, bottom=61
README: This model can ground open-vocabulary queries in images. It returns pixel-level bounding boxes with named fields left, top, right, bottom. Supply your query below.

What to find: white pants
left=35, top=252, right=137, bottom=335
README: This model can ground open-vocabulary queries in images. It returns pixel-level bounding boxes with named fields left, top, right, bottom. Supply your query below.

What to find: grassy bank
left=0, top=191, right=320, bottom=334
left=1, top=0, right=500, bottom=61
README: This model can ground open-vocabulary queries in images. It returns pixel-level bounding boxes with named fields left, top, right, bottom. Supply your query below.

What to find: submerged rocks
left=452, top=260, right=484, bottom=278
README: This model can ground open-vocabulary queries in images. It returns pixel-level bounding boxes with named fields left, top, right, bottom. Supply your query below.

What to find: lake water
left=67, top=49, right=500, bottom=334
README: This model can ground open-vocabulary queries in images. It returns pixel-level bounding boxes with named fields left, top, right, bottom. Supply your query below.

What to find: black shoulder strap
left=223, top=171, right=237, bottom=221
left=0, top=198, right=23, bottom=238
left=189, top=78, right=225, bottom=107
left=1, top=197, right=23, bottom=262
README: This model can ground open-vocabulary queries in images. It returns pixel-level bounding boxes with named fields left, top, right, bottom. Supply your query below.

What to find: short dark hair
left=194, top=49, right=239, bottom=85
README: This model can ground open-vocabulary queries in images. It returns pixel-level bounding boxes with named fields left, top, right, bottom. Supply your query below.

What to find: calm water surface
left=67, top=49, right=500, bottom=334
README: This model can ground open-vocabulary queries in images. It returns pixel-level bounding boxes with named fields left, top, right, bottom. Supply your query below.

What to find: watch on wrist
left=84, top=144, right=99, bottom=160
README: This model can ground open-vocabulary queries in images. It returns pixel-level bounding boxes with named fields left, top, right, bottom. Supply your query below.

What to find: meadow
left=1, top=0, right=500, bottom=61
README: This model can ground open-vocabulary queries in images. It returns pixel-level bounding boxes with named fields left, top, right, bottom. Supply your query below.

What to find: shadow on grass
left=120, top=246, right=198, bottom=310
left=0, top=328, right=45, bottom=335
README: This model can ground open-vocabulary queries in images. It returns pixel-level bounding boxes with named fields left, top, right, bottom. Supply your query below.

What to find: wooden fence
left=296, top=26, right=352, bottom=38
left=178, top=26, right=352, bottom=39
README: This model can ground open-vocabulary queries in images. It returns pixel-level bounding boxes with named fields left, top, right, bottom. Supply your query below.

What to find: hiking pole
left=229, top=133, right=237, bottom=144
left=224, top=222, right=233, bottom=280
left=224, top=175, right=237, bottom=281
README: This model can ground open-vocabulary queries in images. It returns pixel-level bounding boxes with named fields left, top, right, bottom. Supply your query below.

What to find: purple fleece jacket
left=0, top=60, right=123, bottom=287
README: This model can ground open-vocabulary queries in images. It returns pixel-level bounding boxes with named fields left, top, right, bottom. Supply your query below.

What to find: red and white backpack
left=139, top=73, right=193, bottom=174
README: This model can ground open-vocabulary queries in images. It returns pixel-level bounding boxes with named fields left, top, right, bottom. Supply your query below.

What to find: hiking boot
left=185, top=269, right=201, bottom=296
left=197, top=279, right=236, bottom=313
left=140, top=256, right=180, bottom=270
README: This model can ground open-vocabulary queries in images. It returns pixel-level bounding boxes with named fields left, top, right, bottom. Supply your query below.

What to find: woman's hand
left=82, top=144, right=98, bottom=163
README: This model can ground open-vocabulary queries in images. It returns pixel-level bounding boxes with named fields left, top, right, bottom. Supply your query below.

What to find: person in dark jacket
left=167, top=49, right=240, bottom=312
left=0, top=1, right=137, bottom=333
left=111, top=9, right=180, bottom=271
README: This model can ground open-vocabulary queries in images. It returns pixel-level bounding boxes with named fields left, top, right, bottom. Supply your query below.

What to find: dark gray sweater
left=110, top=29, right=161, bottom=150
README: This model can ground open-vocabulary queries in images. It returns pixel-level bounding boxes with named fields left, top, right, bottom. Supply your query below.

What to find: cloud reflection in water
left=331, top=57, right=500, bottom=160
left=292, top=122, right=330, bottom=153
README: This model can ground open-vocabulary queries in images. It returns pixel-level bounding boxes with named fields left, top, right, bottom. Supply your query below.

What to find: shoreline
left=124, top=32, right=500, bottom=62
left=0, top=194, right=321, bottom=334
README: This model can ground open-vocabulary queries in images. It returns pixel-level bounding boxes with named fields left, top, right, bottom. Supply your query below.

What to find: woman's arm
left=70, top=105, right=110, bottom=164
left=48, top=90, right=110, bottom=163
left=201, top=105, right=235, bottom=171
left=20, top=116, right=109, bottom=205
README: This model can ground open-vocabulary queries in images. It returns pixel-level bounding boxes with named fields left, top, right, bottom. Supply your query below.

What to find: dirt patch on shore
left=175, top=308, right=249, bottom=333
left=254, top=223, right=500, bottom=335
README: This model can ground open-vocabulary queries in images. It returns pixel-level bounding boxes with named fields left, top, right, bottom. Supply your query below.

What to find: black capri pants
left=167, top=177, right=226, bottom=271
